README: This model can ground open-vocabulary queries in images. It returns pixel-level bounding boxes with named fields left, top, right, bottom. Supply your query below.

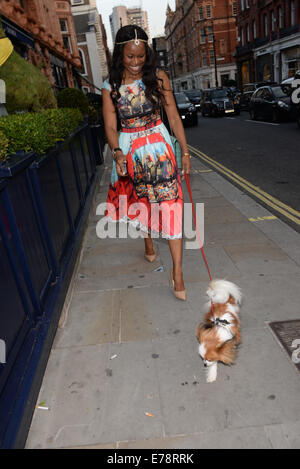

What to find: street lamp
left=209, top=22, right=218, bottom=87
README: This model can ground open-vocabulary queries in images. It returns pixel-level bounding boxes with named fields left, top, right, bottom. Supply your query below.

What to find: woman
left=102, top=25, right=191, bottom=300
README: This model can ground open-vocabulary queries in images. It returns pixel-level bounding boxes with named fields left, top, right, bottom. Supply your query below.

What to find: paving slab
left=25, top=148, right=300, bottom=449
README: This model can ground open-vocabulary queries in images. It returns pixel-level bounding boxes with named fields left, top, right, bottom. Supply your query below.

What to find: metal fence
left=0, top=123, right=103, bottom=448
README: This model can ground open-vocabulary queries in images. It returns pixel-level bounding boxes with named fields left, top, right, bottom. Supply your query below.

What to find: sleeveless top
left=102, top=79, right=161, bottom=130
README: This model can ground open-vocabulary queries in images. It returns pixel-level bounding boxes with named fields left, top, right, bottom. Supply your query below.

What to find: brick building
left=235, top=0, right=300, bottom=87
left=71, top=0, right=108, bottom=94
left=0, top=0, right=82, bottom=91
left=165, top=0, right=238, bottom=91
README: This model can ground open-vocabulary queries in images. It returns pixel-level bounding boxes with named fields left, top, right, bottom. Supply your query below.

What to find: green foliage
left=0, top=130, right=9, bottom=162
left=0, top=108, right=83, bottom=157
left=57, top=88, right=89, bottom=115
left=0, top=51, right=57, bottom=113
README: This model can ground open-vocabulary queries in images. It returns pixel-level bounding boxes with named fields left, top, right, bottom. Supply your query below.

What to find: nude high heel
left=144, top=240, right=156, bottom=263
left=170, top=269, right=186, bottom=301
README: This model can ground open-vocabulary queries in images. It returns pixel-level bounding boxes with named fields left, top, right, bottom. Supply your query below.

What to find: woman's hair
left=109, top=25, right=165, bottom=110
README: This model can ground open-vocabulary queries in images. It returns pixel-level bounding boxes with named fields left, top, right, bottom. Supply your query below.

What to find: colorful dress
left=102, top=78, right=183, bottom=239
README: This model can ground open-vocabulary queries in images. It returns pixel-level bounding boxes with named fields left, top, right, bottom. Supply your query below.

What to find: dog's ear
left=217, top=340, right=236, bottom=365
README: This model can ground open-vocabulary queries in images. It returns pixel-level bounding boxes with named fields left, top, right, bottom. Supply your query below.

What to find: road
left=185, top=111, right=300, bottom=233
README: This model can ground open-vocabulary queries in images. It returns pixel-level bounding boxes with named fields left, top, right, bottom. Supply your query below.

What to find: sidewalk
left=26, top=147, right=300, bottom=449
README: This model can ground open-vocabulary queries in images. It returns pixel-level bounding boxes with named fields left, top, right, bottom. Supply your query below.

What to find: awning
left=1, top=17, right=34, bottom=49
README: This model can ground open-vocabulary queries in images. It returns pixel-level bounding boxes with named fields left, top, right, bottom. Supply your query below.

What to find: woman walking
left=102, top=25, right=191, bottom=300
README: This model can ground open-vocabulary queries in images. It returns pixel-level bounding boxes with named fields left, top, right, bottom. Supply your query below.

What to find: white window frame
left=291, top=0, right=295, bottom=26
left=78, top=48, right=87, bottom=76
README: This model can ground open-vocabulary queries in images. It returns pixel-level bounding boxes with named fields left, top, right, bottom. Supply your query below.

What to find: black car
left=249, top=85, right=297, bottom=122
left=201, top=88, right=235, bottom=117
left=174, top=92, right=198, bottom=126
left=240, top=82, right=277, bottom=110
left=184, top=89, right=203, bottom=111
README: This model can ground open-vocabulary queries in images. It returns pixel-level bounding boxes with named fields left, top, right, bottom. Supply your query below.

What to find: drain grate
left=268, top=320, right=300, bottom=373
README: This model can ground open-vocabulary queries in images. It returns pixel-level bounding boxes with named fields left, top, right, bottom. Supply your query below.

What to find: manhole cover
left=268, top=320, right=300, bottom=373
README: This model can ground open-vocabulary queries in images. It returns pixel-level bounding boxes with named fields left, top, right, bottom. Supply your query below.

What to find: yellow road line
left=189, top=145, right=300, bottom=225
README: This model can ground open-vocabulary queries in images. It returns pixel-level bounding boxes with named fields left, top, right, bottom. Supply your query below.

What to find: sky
left=96, top=0, right=175, bottom=50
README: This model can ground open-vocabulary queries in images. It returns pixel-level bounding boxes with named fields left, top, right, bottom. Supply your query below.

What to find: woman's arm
left=157, top=70, right=191, bottom=175
left=102, top=88, right=127, bottom=176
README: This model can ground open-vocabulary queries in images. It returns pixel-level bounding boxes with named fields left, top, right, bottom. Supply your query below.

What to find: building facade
left=71, top=0, right=108, bottom=93
left=152, top=36, right=168, bottom=72
left=165, top=0, right=238, bottom=91
left=109, top=5, right=150, bottom=44
left=0, top=0, right=82, bottom=91
left=235, top=0, right=300, bottom=87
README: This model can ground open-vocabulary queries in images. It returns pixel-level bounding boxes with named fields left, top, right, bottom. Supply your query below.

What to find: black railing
left=0, top=123, right=102, bottom=448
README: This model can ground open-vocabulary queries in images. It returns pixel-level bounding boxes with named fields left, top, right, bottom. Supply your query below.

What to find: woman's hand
left=181, top=154, right=191, bottom=177
left=115, top=151, right=128, bottom=177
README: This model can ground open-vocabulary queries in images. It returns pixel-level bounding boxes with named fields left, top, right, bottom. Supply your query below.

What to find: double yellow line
left=188, top=144, right=300, bottom=226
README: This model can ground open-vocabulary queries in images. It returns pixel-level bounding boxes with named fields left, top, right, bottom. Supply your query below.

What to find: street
left=185, top=112, right=300, bottom=234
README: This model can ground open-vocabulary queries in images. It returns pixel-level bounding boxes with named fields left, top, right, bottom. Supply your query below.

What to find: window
left=246, top=23, right=250, bottom=42
left=264, top=14, right=268, bottom=36
left=232, top=2, right=237, bottom=16
left=206, top=5, right=212, bottom=19
left=207, top=26, right=213, bottom=42
left=209, top=49, right=215, bottom=64
left=78, top=48, right=87, bottom=75
left=60, top=19, right=68, bottom=32
left=271, top=11, right=275, bottom=31
left=202, top=50, right=207, bottom=66
left=63, top=36, right=72, bottom=53
left=199, top=6, right=204, bottom=20
left=278, top=7, right=283, bottom=28
left=253, top=19, right=257, bottom=39
left=71, top=0, right=84, bottom=5
left=240, top=27, right=244, bottom=45
left=241, top=0, right=245, bottom=11
left=200, top=28, right=206, bottom=44
left=291, top=0, right=295, bottom=26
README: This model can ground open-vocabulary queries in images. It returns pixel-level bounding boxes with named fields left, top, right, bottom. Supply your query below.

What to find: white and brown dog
left=196, top=280, right=242, bottom=383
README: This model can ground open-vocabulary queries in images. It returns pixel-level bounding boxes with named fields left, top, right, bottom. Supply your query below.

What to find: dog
left=196, top=280, right=242, bottom=383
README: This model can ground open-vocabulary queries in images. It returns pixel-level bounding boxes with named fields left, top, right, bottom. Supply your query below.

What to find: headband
left=116, top=29, right=148, bottom=46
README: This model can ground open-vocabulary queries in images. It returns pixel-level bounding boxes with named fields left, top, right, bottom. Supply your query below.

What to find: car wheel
left=250, top=108, right=256, bottom=120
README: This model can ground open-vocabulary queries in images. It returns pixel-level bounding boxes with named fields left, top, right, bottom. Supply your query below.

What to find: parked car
left=249, top=85, right=297, bottom=122
left=174, top=92, right=198, bottom=126
left=240, top=82, right=277, bottom=110
left=201, top=88, right=235, bottom=117
left=184, top=89, right=203, bottom=111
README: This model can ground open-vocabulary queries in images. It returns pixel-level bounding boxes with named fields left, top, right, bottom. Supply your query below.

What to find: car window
left=263, top=89, right=273, bottom=100
left=185, top=90, right=202, bottom=98
left=244, top=85, right=254, bottom=92
left=254, top=89, right=264, bottom=98
left=271, top=86, right=288, bottom=98
left=175, top=93, right=190, bottom=104
left=211, top=89, right=227, bottom=98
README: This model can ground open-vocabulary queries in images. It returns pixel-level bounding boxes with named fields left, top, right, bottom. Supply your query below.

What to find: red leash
left=185, top=174, right=214, bottom=314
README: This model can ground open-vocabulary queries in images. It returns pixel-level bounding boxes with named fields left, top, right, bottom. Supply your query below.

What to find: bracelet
left=183, top=153, right=191, bottom=159
left=112, top=147, right=122, bottom=160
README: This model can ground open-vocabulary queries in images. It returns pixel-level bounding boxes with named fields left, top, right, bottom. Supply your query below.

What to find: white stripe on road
left=244, top=120, right=280, bottom=126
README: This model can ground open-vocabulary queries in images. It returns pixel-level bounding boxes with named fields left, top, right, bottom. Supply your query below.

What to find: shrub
left=0, top=108, right=83, bottom=157
left=0, top=28, right=57, bottom=113
left=0, top=130, right=9, bottom=162
left=57, top=88, right=89, bottom=115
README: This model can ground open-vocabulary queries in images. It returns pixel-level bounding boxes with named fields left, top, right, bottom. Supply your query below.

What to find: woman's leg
left=168, top=238, right=185, bottom=291
left=144, top=235, right=155, bottom=256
